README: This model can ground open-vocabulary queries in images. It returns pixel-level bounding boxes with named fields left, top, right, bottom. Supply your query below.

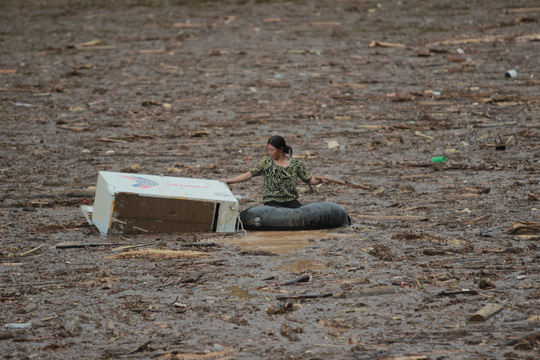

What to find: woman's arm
left=221, top=172, right=253, bottom=185
left=308, top=176, right=329, bottom=185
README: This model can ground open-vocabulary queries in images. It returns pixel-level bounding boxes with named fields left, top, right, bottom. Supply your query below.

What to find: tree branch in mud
left=157, top=272, right=207, bottom=289
left=314, top=176, right=372, bottom=191
left=56, top=242, right=126, bottom=249
left=277, top=293, right=333, bottom=300
left=436, top=289, right=479, bottom=296
left=282, top=274, right=310, bottom=285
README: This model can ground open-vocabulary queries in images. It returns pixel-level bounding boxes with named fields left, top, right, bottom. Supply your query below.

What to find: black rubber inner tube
left=239, top=201, right=350, bottom=231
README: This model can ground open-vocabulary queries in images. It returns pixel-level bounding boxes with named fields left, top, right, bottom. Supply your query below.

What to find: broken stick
left=56, top=242, right=125, bottom=249
left=436, top=289, right=478, bottom=296
left=111, top=242, right=156, bottom=252
left=19, top=244, right=45, bottom=257
left=282, top=274, right=310, bottom=285
left=314, top=177, right=371, bottom=191
left=277, top=293, right=332, bottom=300
left=465, top=214, right=492, bottom=226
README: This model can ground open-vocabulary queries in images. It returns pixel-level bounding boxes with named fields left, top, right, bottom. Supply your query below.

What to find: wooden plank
left=505, top=7, right=540, bottom=13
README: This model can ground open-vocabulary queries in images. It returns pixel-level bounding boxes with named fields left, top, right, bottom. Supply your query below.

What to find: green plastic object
left=430, top=156, right=446, bottom=163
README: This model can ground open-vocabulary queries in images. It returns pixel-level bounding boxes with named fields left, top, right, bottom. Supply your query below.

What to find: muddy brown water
left=229, top=230, right=359, bottom=271
left=1, top=0, right=539, bottom=359
left=229, top=230, right=357, bottom=254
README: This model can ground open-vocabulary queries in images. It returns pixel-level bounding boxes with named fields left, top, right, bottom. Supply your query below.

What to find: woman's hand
left=310, top=176, right=329, bottom=185
left=220, top=172, right=253, bottom=185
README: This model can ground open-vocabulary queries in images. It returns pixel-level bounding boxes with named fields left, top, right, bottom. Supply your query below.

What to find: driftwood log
left=282, top=274, right=310, bottom=285
left=436, top=289, right=478, bottom=296
left=469, top=303, right=505, bottom=322
left=507, top=221, right=540, bottom=235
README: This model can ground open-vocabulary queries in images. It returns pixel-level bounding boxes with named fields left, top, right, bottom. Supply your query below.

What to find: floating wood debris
left=106, top=249, right=210, bottom=259
left=369, top=41, right=406, bottom=48
left=469, top=303, right=505, bottom=322
left=436, top=289, right=479, bottom=296
left=507, top=221, right=540, bottom=235
left=282, top=274, right=310, bottom=285
left=277, top=293, right=332, bottom=301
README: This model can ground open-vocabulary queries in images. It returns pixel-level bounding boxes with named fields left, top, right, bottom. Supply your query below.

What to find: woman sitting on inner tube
left=220, top=135, right=328, bottom=208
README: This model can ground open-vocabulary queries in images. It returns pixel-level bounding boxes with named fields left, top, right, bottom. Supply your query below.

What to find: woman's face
left=267, top=144, right=282, bottom=160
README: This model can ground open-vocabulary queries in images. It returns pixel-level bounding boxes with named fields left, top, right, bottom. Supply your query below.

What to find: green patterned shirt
left=249, top=156, right=313, bottom=202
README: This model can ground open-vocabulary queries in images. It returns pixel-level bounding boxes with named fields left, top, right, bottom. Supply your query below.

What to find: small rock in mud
left=279, top=323, right=303, bottom=341
left=478, top=278, right=496, bottom=289
left=476, top=270, right=501, bottom=280
left=212, top=343, right=224, bottom=352
left=514, top=333, right=540, bottom=350
left=369, top=244, right=398, bottom=261
left=477, top=230, right=493, bottom=238
left=514, top=339, right=534, bottom=350
left=501, top=247, right=523, bottom=254
left=392, top=232, right=425, bottom=241
left=458, top=243, right=475, bottom=253
left=398, top=184, right=416, bottom=193
left=218, top=314, right=249, bottom=326
left=265, top=301, right=299, bottom=315
left=317, top=319, right=354, bottom=330
left=423, top=248, right=446, bottom=256
left=349, top=344, right=368, bottom=352
left=121, top=164, right=142, bottom=173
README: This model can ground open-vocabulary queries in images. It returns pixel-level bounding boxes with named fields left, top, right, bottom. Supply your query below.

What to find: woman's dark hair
left=268, top=135, right=293, bottom=156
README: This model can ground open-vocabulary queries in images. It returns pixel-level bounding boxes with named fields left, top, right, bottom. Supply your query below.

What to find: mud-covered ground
left=1, top=0, right=539, bottom=359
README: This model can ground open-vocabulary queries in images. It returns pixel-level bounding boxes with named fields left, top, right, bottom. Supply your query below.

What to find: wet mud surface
left=1, top=0, right=539, bottom=359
